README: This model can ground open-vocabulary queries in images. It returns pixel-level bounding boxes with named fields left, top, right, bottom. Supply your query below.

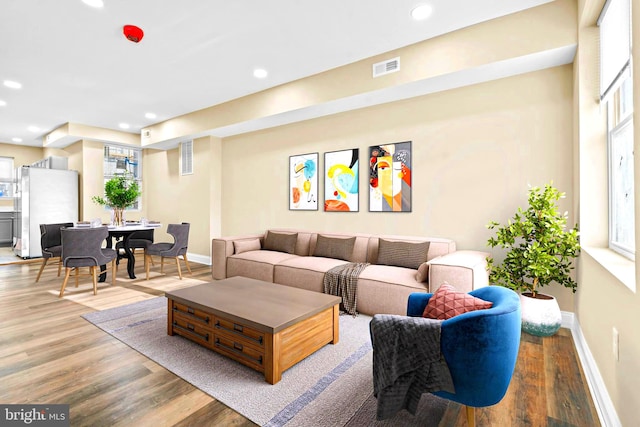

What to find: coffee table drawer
left=171, top=302, right=212, bottom=327
left=213, top=316, right=265, bottom=350
left=213, top=333, right=264, bottom=371
left=172, top=313, right=212, bottom=347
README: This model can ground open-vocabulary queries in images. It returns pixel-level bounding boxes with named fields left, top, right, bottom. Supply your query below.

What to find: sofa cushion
left=234, top=238, right=261, bottom=254
left=376, top=239, right=430, bottom=270
left=227, top=251, right=299, bottom=282
left=263, top=231, right=297, bottom=254
left=274, top=256, right=350, bottom=293
left=312, top=234, right=356, bottom=261
left=423, top=283, right=493, bottom=320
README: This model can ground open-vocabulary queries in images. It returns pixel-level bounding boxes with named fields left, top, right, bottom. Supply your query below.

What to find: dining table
left=98, top=222, right=162, bottom=281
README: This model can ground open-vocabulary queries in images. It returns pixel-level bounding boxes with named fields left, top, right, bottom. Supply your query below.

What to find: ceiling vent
left=372, top=57, right=400, bottom=78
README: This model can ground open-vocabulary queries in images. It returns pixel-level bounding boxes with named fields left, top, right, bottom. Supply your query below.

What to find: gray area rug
left=83, top=297, right=448, bottom=426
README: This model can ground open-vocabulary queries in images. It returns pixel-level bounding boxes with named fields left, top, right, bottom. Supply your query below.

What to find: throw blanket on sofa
left=323, top=262, right=370, bottom=316
left=369, top=314, right=455, bottom=420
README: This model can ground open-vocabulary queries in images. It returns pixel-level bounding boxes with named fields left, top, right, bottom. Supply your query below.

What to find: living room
left=0, top=0, right=638, bottom=425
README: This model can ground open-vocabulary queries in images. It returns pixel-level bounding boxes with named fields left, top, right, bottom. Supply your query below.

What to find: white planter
left=519, top=292, right=562, bottom=337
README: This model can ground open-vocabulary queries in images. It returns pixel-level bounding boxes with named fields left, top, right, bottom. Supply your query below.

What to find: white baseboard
left=561, top=311, right=622, bottom=427
left=187, top=252, right=211, bottom=266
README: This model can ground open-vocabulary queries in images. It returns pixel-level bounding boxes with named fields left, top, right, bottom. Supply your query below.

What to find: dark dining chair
left=145, top=222, right=192, bottom=280
left=35, top=222, right=74, bottom=283
left=115, top=228, right=154, bottom=266
left=59, top=226, right=117, bottom=297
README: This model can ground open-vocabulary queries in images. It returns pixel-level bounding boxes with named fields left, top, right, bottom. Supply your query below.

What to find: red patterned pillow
left=423, top=283, right=493, bottom=320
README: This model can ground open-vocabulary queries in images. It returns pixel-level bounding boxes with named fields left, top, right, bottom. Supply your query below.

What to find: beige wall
left=143, top=136, right=220, bottom=256
left=221, top=65, right=576, bottom=309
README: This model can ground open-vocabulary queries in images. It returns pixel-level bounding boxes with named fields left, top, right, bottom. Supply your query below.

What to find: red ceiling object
left=123, top=25, right=144, bottom=43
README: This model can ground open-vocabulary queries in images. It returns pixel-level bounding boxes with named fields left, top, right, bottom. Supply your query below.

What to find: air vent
left=372, top=57, right=400, bottom=78
left=180, top=140, right=193, bottom=175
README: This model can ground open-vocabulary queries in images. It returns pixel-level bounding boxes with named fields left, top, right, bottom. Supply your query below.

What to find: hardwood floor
left=0, top=257, right=600, bottom=427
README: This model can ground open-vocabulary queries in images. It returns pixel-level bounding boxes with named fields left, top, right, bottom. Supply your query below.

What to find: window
left=103, top=144, right=142, bottom=210
left=180, top=140, right=193, bottom=175
left=0, top=157, right=14, bottom=198
left=599, top=0, right=634, bottom=258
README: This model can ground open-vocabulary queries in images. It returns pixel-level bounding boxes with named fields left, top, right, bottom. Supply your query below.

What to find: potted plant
left=486, top=183, right=580, bottom=336
left=92, top=173, right=141, bottom=226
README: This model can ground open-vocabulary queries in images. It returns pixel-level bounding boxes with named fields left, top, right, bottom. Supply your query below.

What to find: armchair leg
left=465, top=406, right=475, bottom=427
left=35, top=258, right=48, bottom=283
left=59, top=267, right=72, bottom=297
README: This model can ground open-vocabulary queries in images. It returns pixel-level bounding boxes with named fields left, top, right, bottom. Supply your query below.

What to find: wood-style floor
left=0, top=255, right=600, bottom=427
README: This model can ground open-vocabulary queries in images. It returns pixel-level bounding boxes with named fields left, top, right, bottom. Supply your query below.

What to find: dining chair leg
left=182, top=254, right=192, bottom=275
left=161, top=257, right=165, bottom=274
left=175, top=256, right=183, bottom=279
left=57, top=258, right=62, bottom=276
left=35, top=258, right=48, bottom=283
left=75, top=268, right=80, bottom=287
left=111, top=259, right=116, bottom=286
left=90, top=266, right=98, bottom=295
left=145, top=254, right=151, bottom=280
left=59, top=267, right=72, bottom=297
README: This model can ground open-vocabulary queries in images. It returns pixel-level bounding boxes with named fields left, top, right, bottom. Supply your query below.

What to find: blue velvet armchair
left=407, top=285, right=521, bottom=427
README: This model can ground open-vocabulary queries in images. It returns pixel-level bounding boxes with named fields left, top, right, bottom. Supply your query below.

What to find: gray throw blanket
left=369, top=314, right=455, bottom=420
left=323, top=262, right=370, bottom=316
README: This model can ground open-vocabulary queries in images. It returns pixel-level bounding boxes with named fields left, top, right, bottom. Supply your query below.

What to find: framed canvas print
left=324, top=148, right=359, bottom=212
left=368, top=141, right=412, bottom=212
left=289, top=152, right=318, bottom=210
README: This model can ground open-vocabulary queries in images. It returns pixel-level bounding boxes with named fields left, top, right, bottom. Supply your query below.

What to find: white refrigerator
left=13, top=167, right=79, bottom=258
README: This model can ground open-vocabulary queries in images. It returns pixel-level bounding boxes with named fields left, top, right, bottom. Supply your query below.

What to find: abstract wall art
left=324, top=148, right=359, bottom=212
left=289, top=152, right=318, bottom=210
left=368, top=141, right=412, bottom=212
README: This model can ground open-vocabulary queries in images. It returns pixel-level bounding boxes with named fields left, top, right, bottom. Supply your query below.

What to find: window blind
left=598, top=0, right=631, bottom=100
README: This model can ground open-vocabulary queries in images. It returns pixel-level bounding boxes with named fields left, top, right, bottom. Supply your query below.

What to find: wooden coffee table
left=165, top=276, right=341, bottom=384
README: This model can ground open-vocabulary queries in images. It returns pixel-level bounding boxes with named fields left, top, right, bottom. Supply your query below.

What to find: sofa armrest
left=407, top=293, right=434, bottom=317
left=427, top=250, right=490, bottom=293
left=211, top=234, right=264, bottom=280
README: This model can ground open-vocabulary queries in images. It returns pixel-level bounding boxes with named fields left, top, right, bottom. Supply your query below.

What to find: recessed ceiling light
left=82, top=0, right=104, bottom=8
left=3, top=80, right=22, bottom=89
left=12, top=137, right=22, bottom=143
left=411, top=4, right=433, bottom=21
left=0, top=100, right=6, bottom=107
left=253, top=68, right=268, bottom=79
left=145, top=112, right=157, bottom=119
left=27, top=126, right=40, bottom=132
left=119, top=123, right=130, bottom=129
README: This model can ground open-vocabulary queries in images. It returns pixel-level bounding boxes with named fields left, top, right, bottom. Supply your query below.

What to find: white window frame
left=103, top=144, right=142, bottom=211
left=599, top=0, right=634, bottom=259
left=0, top=156, right=14, bottom=198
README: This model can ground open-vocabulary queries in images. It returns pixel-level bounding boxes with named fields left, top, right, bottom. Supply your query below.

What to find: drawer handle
left=172, top=321, right=209, bottom=341
left=214, top=321, right=264, bottom=345
left=173, top=308, right=210, bottom=324
left=214, top=338, right=262, bottom=365
left=187, top=307, right=195, bottom=314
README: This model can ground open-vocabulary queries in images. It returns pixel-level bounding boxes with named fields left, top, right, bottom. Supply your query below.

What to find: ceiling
left=0, top=0, right=557, bottom=147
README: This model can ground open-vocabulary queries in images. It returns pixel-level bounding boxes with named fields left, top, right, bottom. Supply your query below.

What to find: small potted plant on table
left=486, top=183, right=580, bottom=336
left=92, top=173, right=141, bottom=226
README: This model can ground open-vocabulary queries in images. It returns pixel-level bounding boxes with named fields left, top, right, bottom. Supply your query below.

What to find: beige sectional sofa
left=211, top=229, right=490, bottom=316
